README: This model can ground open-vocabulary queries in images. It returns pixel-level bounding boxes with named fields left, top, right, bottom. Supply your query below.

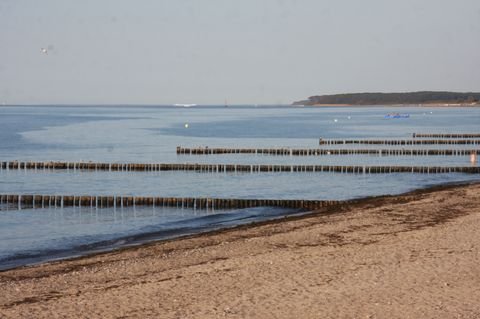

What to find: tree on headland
left=293, top=91, right=480, bottom=106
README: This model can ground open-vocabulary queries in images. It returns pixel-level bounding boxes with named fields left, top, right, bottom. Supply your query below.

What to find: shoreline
left=0, top=180, right=477, bottom=273
left=1, top=180, right=480, bottom=318
left=298, top=103, right=480, bottom=107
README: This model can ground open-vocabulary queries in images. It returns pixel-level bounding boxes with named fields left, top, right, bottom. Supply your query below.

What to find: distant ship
left=174, top=104, right=197, bottom=108
left=384, top=113, right=410, bottom=119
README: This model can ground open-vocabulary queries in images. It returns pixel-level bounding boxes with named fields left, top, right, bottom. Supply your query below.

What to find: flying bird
left=41, top=48, right=48, bottom=55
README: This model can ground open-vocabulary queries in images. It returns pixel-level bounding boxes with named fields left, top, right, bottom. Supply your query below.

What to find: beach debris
left=223, top=306, right=235, bottom=314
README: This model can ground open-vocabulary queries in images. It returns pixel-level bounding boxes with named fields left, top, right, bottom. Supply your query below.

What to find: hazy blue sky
left=1, top=0, right=479, bottom=104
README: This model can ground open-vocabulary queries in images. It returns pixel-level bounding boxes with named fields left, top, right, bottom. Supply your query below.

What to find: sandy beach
left=1, top=182, right=480, bottom=318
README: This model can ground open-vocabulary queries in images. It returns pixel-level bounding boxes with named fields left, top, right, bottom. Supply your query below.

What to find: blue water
left=0, top=205, right=297, bottom=270
left=0, top=105, right=479, bottom=270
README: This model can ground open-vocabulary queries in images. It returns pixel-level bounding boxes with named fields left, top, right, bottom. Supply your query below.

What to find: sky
left=1, top=0, right=480, bottom=105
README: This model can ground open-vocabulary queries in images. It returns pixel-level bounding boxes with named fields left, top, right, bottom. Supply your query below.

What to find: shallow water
left=1, top=105, right=479, bottom=269
left=0, top=205, right=298, bottom=270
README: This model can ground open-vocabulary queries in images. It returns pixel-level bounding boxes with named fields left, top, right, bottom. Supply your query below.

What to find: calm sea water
left=0, top=105, right=479, bottom=269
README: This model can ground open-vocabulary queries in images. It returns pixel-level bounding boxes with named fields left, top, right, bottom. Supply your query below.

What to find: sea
left=0, top=105, right=479, bottom=270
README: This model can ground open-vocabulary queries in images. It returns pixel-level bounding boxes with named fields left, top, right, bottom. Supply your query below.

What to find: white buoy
left=333, top=119, right=338, bottom=123
left=471, top=152, right=477, bottom=165
left=184, top=123, right=189, bottom=128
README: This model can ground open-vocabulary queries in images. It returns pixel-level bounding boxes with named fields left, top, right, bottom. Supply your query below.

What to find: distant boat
left=174, top=104, right=197, bottom=108
left=384, top=113, right=410, bottom=119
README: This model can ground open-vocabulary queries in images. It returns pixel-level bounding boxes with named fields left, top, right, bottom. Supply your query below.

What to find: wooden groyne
left=0, top=194, right=340, bottom=211
left=177, top=147, right=480, bottom=156
left=413, top=133, right=480, bottom=138
left=319, top=139, right=480, bottom=145
left=1, top=161, right=479, bottom=174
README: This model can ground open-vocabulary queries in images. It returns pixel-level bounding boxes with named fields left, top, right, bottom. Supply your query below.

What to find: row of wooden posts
left=176, top=147, right=480, bottom=156
left=2, top=133, right=478, bottom=211
left=1, top=161, right=479, bottom=174
left=319, top=139, right=480, bottom=145
left=412, top=133, right=480, bottom=138
left=0, top=194, right=341, bottom=211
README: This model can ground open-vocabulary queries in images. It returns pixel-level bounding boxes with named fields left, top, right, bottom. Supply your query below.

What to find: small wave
left=0, top=206, right=301, bottom=271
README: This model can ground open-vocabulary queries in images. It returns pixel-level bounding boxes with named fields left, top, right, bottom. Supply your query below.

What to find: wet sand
left=1, top=182, right=480, bottom=318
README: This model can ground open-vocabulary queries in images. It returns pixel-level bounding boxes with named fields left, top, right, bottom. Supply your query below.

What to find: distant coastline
left=299, top=103, right=480, bottom=107
left=293, top=91, right=480, bottom=107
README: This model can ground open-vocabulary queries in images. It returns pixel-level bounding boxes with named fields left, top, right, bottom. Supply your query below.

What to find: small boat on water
left=384, top=113, right=410, bottom=119
left=174, top=104, right=197, bottom=108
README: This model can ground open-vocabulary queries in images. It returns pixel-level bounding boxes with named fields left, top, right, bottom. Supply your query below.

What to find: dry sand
left=1, top=183, right=480, bottom=319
